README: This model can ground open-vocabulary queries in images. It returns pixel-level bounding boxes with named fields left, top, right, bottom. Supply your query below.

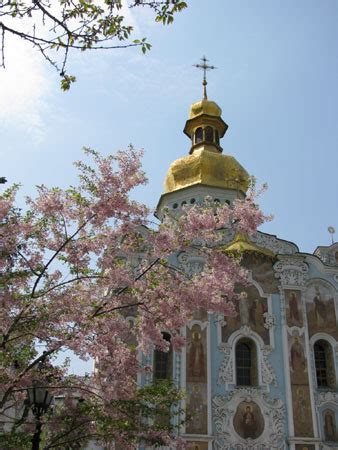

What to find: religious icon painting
left=285, top=289, right=303, bottom=327
left=187, top=324, right=207, bottom=383
left=186, top=382, right=208, bottom=435
left=323, top=409, right=337, bottom=442
left=288, top=332, right=308, bottom=385
left=233, top=401, right=264, bottom=440
left=305, top=282, right=337, bottom=338
left=291, top=385, right=314, bottom=437
left=221, top=284, right=269, bottom=344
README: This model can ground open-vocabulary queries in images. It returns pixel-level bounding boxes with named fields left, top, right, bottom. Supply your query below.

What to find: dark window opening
left=154, top=333, right=172, bottom=380
left=236, top=339, right=257, bottom=386
left=205, top=126, right=214, bottom=143
left=315, top=341, right=329, bottom=387
left=195, top=127, right=203, bottom=144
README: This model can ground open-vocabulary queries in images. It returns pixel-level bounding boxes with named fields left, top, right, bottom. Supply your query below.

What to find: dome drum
left=184, top=114, right=228, bottom=143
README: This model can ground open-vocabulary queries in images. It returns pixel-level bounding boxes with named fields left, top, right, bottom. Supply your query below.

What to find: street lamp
left=27, top=383, right=54, bottom=450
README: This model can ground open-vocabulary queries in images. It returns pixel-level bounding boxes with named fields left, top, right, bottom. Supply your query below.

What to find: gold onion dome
left=189, top=99, right=222, bottom=119
left=164, top=97, right=250, bottom=195
left=164, top=150, right=249, bottom=194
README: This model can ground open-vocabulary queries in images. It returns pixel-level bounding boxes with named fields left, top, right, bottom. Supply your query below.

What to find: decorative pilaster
left=274, top=256, right=318, bottom=447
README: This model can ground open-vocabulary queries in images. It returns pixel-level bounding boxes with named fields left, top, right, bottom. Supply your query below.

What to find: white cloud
left=0, top=34, right=52, bottom=142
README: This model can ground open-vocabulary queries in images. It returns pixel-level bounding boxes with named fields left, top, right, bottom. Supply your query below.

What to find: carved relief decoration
left=217, top=228, right=236, bottom=246
left=217, top=343, right=233, bottom=385
left=263, top=312, right=276, bottom=330
left=213, top=388, right=286, bottom=450
left=177, top=251, right=205, bottom=276
left=315, top=391, right=338, bottom=408
left=274, top=257, right=309, bottom=287
left=314, top=243, right=338, bottom=267
left=218, top=326, right=277, bottom=387
left=251, top=232, right=297, bottom=255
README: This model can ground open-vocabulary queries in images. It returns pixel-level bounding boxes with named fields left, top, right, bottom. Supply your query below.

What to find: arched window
left=235, top=338, right=258, bottom=386
left=195, top=127, right=203, bottom=144
left=314, top=340, right=336, bottom=389
left=205, top=126, right=214, bottom=143
left=154, top=332, right=172, bottom=380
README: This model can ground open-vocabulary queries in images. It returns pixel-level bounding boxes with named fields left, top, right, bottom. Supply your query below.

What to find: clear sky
left=2, top=0, right=338, bottom=373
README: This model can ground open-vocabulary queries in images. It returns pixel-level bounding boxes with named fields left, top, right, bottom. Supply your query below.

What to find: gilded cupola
left=156, top=57, right=250, bottom=220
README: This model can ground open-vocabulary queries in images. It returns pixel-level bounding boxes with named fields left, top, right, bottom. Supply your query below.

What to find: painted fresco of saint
left=324, top=409, right=336, bottom=441
left=186, top=384, right=207, bottom=435
left=290, top=337, right=306, bottom=374
left=242, top=405, right=256, bottom=438
left=254, top=299, right=267, bottom=332
left=222, top=285, right=270, bottom=344
left=288, top=291, right=301, bottom=324
left=233, top=401, right=264, bottom=440
left=305, top=283, right=337, bottom=338
left=313, top=287, right=327, bottom=326
left=239, top=297, right=250, bottom=326
left=188, top=329, right=205, bottom=380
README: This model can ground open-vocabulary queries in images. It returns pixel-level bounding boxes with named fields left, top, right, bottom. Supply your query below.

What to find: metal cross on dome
left=193, top=56, right=217, bottom=100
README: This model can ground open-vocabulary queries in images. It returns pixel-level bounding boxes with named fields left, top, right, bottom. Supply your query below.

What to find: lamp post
left=27, top=384, right=53, bottom=450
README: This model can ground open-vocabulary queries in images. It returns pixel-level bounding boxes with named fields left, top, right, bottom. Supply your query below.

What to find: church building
left=147, top=76, right=338, bottom=450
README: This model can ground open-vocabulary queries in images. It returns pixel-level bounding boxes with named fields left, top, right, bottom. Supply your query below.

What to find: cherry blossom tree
left=0, top=146, right=267, bottom=449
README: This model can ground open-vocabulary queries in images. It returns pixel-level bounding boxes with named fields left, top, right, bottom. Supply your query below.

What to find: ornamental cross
left=193, top=56, right=217, bottom=100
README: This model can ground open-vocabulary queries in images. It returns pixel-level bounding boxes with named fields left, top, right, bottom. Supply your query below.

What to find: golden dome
left=189, top=99, right=222, bottom=119
left=164, top=147, right=249, bottom=194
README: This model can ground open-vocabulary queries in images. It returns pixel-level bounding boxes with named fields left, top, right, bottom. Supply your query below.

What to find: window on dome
left=195, top=127, right=203, bottom=144
left=154, top=332, right=172, bottom=380
left=205, top=126, right=214, bottom=143
left=314, top=340, right=335, bottom=389
left=236, top=338, right=258, bottom=386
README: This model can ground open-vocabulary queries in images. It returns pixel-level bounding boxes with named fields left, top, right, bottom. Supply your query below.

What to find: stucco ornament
left=217, top=343, right=233, bottom=384
left=274, top=256, right=309, bottom=287
left=315, top=391, right=338, bottom=407
left=213, top=388, right=286, bottom=450
left=251, top=232, right=297, bottom=255
left=177, top=250, right=206, bottom=276
left=263, top=312, right=276, bottom=330
left=217, top=228, right=236, bottom=246
left=174, top=351, right=181, bottom=388
left=218, top=326, right=277, bottom=387
left=314, top=242, right=338, bottom=266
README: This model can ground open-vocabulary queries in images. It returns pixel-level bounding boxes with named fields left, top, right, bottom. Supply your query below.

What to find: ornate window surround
left=217, top=326, right=277, bottom=389
left=309, top=333, right=338, bottom=391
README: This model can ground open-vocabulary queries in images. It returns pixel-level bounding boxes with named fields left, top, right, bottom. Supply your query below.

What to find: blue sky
left=1, top=0, right=338, bottom=251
